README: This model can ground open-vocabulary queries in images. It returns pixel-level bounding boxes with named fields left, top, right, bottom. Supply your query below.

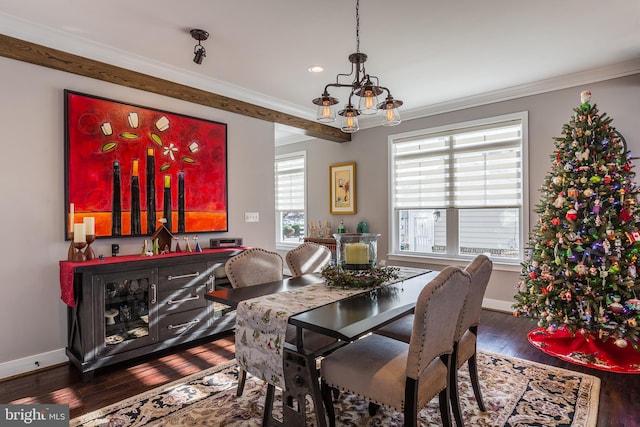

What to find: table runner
left=234, top=267, right=428, bottom=390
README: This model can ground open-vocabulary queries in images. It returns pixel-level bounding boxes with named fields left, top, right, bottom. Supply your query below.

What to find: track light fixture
left=190, top=29, right=209, bottom=65
left=312, top=0, right=403, bottom=133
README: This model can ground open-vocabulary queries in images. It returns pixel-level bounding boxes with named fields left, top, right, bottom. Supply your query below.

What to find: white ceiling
left=1, top=0, right=640, bottom=136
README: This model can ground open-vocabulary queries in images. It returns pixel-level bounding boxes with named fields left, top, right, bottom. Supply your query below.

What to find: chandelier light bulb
left=359, top=90, right=378, bottom=115
left=382, top=107, right=401, bottom=126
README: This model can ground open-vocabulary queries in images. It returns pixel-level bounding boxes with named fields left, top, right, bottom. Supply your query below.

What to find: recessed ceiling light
left=308, top=66, right=324, bottom=73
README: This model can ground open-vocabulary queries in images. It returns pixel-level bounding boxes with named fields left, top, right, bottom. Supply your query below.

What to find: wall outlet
left=245, top=212, right=260, bottom=222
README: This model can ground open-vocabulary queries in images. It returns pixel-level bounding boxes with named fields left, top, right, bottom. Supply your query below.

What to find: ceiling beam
left=0, top=34, right=350, bottom=143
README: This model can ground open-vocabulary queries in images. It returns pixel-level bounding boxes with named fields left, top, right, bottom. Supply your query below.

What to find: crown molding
left=396, top=58, right=640, bottom=122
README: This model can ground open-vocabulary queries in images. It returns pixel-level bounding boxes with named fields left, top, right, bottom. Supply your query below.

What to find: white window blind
left=275, top=154, right=305, bottom=211
left=393, top=121, right=522, bottom=209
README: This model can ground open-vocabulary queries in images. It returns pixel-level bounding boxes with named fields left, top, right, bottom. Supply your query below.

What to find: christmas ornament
left=565, top=209, right=578, bottom=221
left=614, top=338, right=628, bottom=348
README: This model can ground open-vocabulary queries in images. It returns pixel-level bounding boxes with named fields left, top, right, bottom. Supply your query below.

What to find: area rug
left=71, top=351, right=600, bottom=427
left=528, top=327, right=640, bottom=374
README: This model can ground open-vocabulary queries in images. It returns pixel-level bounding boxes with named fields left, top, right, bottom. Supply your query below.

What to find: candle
left=83, top=217, right=95, bottom=236
left=132, top=159, right=139, bottom=177
left=69, top=203, right=74, bottom=232
left=345, top=243, right=369, bottom=264
left=73, top=223, right=86, bottom=243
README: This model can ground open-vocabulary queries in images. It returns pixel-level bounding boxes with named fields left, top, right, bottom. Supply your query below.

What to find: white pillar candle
left=345, top=243, right=369, bottom=264
left=73, top=223, right=86, bottom=243
left=84, top=217, right=95, bottom=236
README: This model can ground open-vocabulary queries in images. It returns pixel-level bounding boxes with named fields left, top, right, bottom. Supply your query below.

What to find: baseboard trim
left=482, top=298, right=513, bottom=313
left=0, top=348, right=68, bottom=381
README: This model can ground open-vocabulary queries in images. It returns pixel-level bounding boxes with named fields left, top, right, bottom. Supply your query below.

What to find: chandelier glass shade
left=312, top=0, right=402, bottom=133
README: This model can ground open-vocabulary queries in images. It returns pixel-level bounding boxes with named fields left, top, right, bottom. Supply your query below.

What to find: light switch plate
left=245, top=212, right=259, bottom=222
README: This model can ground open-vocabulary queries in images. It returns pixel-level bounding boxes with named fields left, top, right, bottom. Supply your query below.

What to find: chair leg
left=404, top=377, right=418, bottom=427
left=368, top=402, right=380, bottom=416
left=236, top=367, right=247, bottom=397
left=468, top=353, right=486, bottom=412
left=320, top=379, right=336, bottom=427
left=449, top=345, right=464, bottom=427
left=262, top=384, right=276, bottom=427
left=438, top=388, right=452, bottom=427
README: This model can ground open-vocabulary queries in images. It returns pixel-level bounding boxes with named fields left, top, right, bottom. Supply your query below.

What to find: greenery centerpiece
left=321, top=264, right=400, bottom=289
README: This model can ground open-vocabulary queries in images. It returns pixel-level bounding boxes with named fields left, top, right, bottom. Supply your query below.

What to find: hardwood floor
left=0, top=310, right=638, bottom=426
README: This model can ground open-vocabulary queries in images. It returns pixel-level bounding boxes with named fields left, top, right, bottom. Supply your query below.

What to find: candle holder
left=85, top=234, right=96, bottom=261
left=73, top=241, right=87, bottom=262
left=334, top=233, right=381, bottom=270
left=68, top=231, right=75, bottom=261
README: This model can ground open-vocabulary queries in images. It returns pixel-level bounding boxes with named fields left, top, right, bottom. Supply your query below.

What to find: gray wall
left=1, top=51, right=639, bottom=377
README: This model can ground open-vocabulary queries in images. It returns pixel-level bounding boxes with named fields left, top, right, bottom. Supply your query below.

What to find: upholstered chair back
left=224, top=248, right=283, bottom=288
left=286, top=242, right=332, bottom=277
left=455, top=255, right=493, bottom=341
left=407, top=267, right=471, bottom=384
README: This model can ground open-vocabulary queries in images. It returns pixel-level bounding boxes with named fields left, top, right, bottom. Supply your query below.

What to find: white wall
left=278, top=74, right=640, bottom=312
left=0, top=56, right=276, bottom=377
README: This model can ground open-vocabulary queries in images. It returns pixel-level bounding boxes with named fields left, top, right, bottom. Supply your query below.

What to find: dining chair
left=320, top=266, right=471, bottom=427
left=224, top=247, right=284, bottom=289
left=286, top=242, right=332, bottom=277
left=224, top=247, right=336, bottom=401
left=373, top=255, right=493, bottom=426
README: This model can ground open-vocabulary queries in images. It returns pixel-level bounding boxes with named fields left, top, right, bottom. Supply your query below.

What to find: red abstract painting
left=65, top=90, right=227, bottom=238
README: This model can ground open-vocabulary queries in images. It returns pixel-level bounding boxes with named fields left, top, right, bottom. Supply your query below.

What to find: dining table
left=204, top=266, right=437, bottom=427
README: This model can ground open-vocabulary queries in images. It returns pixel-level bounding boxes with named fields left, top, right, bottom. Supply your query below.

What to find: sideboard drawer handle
left=150, top=284, right=157, bottom=304
left=167, top=272, right=200, bottom=281
left=167, top=319, right=200, bottom=330
left=167, top=295, right=200, bottom=304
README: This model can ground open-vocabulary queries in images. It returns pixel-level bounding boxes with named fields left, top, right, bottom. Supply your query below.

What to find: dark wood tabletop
left=205, top=269, right=438, bottom=343
left=289, top=270, right=439, bottom=341
left=204, top=273, right=325, bottom=308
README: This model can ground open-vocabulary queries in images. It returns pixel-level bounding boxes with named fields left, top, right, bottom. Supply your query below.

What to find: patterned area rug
left=71, top=351, right=600, bottom=427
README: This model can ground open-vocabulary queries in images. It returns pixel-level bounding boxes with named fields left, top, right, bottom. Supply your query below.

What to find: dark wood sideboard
left=62, top=248, right=243, bottom=379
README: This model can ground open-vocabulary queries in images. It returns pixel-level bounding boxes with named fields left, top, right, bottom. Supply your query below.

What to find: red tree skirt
left=528, top=327, right=640, bottom=374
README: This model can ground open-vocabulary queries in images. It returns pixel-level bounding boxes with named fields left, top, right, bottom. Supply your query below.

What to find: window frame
left=275, top=150, right=307, bottom=250
left=387, top=112, right=529, bottom=266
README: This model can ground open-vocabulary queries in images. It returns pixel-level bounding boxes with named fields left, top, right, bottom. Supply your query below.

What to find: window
left=390, top=112, right=527, bottom=263
left=275, top=151, right=306, bottom=246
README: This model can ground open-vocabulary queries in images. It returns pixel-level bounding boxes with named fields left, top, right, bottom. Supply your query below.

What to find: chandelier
left=312, top=0, right=403, bottom=133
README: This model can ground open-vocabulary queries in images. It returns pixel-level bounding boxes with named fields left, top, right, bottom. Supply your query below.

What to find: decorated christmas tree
left=513, top=91, right=640, bottom=351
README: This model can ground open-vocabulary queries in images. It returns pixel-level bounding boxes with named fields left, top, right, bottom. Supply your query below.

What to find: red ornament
left=565, top=209, right=578, bottom=222
left=603, top=175, right=612, bottom=184
left=620, top=208, right=632, bottom=222
left=551, top=217, right=561, bottom=226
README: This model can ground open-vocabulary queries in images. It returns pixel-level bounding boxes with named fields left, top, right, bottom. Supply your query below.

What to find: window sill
left=276, top=242, right=301, bottom=251
left=387, top=253, right=521, bottom=272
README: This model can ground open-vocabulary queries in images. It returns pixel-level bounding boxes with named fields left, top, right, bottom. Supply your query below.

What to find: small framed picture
left=330, top=162, right=356, bottom=215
